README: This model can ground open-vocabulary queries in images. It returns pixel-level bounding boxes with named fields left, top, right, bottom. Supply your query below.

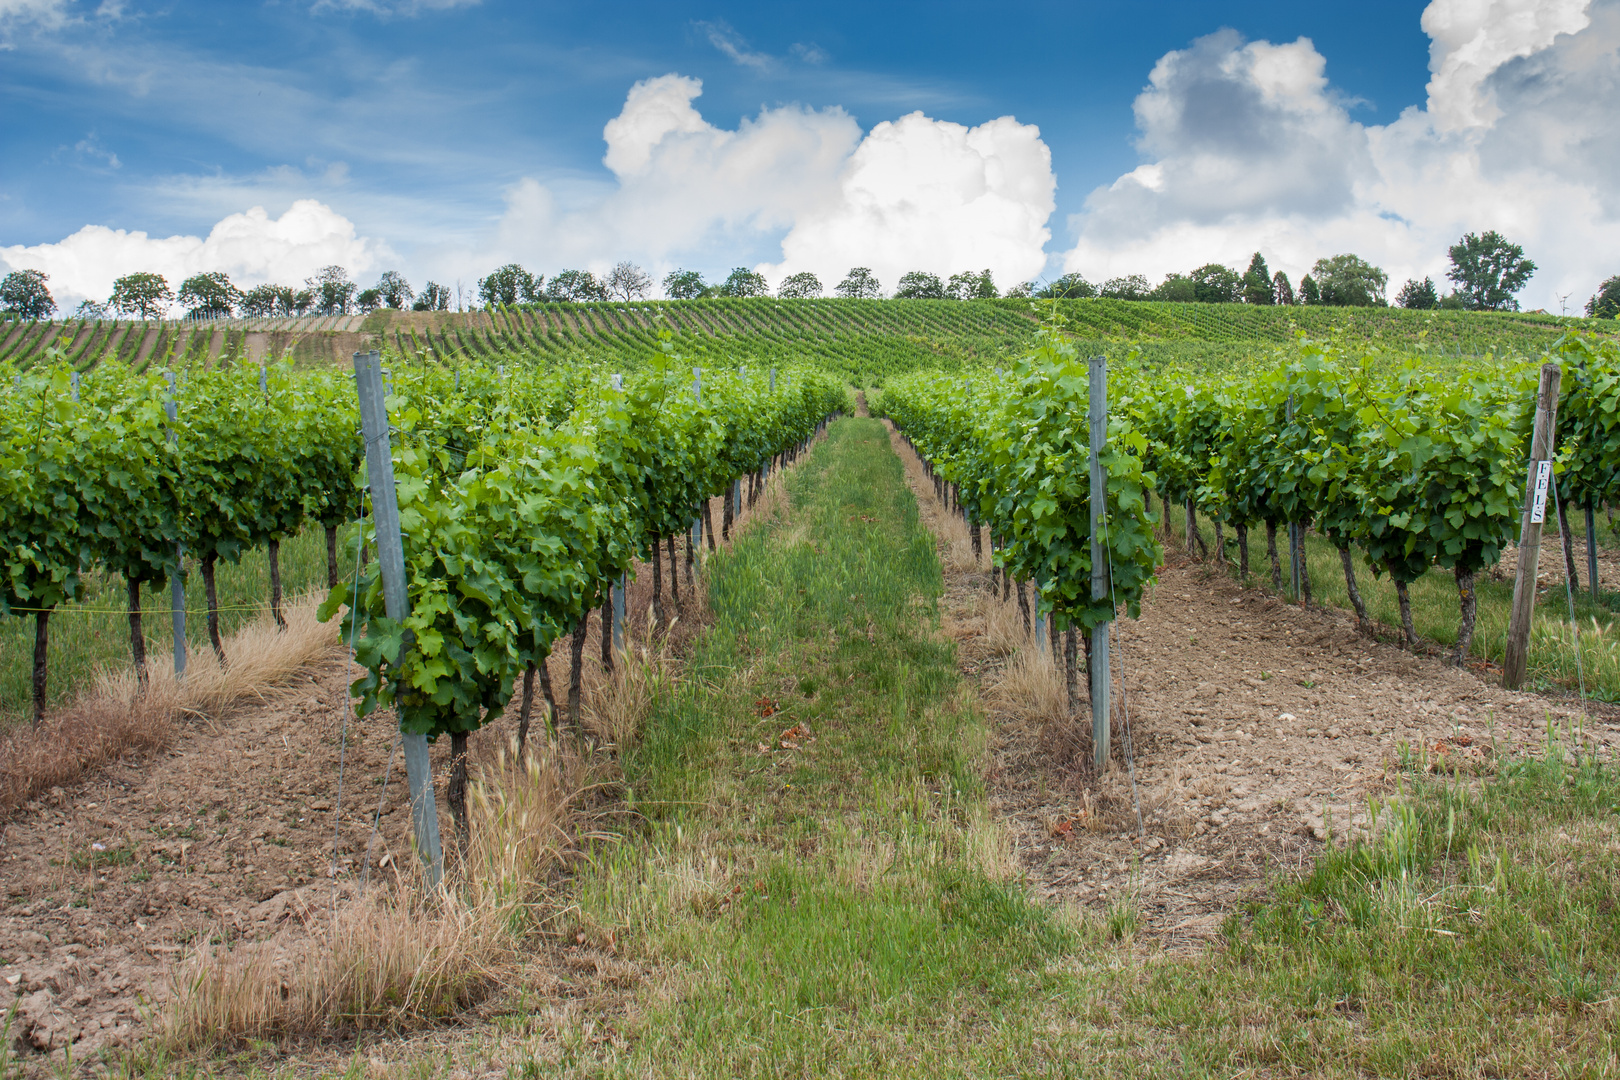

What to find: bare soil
left=1494, top=515, right=1620, bottom=594
left=892, top=435, right=1619, bottom=954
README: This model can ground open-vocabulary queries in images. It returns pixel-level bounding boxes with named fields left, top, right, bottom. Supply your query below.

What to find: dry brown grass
left=163, top=886, right=509, bottom=1048
left=95, top=593, right=345, bottom=718
left=986, top=642, right=1069, bottom=728
left=982, top=589, right=1031, bottom=658
left=584, top=615, right=682, bottom=751
left=0, top=594, right=344, bottom=813
left=163, top=728, right=593, bottom=1050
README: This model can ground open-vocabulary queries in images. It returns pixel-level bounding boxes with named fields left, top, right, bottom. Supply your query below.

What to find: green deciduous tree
left=834, top=267, right=883, bottom=299
left=1312, top=254, right=1387, bottom=307
left=894, top=271, right=947, bottom=299
left=356, top=288, right=382, bottom=314
left=307, top=266, right=357, bottom=316
left=241, top=284, right=298, bottom=317
left=478, top=264, right=542, bottom=307
left=110, top=272, right=174, bottom=319
left=1035, top=273, right=1096, bottom=299
left=946, top=269, right=996, bottom=300
left=1588, top=275, right=1620, bottom=319
left=1151, top=273, right=1197, bottom=302
left=719, top=267, right=769, bottom=297
left=662, top=269, right=707, bottom=299
left=178, top=271, right=242, bottom=318
left=0, top=270, right=56, bottom=319
left=376, top=271, right=414, bottom=310
left=1299, top=274, right=1321, bottom=305
left=1100, top=275, right=1151, bottom=301
left=413, top=281, right=451, bottom=311
left=777, top=271, right=822, bottom=299
left=545, top=270, right=608, bottom=302
left=1191, top=264, right=1243, bottom=303
left=1447, top=231, right=1535, bottom=311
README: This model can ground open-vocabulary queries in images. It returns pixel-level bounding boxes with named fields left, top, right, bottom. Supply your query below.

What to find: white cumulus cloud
left=1065, top=0, right=1618, bottom=312
left=487, top=74, right=861, bottom=280
left=1423, top=0, right=1592, bottom=130
left=491, top=75, right=1056, bottom=294
left=761, top=112, right=1055, bottom=292
left=1, top=199, right=391, bottom=311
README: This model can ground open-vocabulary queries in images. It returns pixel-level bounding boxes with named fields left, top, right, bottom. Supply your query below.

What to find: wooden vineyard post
left=163, top=372, right=186, bottom=678
left=1587, top=503, right=1599, bottom=601
left=1089, top=354, right=1111, bottom=772
left=1503, top=362, right=1564, bottom=690
left=611, top=373, right=626, bottom=655
left=691, top=368, right=703, bottom=555
left=355, top=350, right=444, bottom=889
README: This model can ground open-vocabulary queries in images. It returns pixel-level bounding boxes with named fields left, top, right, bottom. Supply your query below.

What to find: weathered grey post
left=69, top=371, right=79, bottom=403
left=354, top=349, right=444, bottom=888
left=1504, top=363, right=1564, bottom=689
left=1587, top=503, right=1600, bottom=601
left=734, top=366, right=745, bottom=519
left=163, top=372, right=186, bottom=678
left=1088, top=354, right=1111, bottom=772
left=691, top=368, right=703, bottom=552
left=1286, top=395, right=1302, bottom=601
left=764, top=367, right=776, bottom=482
left=611, top=373, right=626, bottom=654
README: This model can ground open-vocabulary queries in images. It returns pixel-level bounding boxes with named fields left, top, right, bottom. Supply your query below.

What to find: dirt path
left=889, top=428, right=1618, bottom=951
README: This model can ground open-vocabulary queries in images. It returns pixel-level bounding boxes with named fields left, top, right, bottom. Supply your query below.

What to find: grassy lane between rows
left=544, top=418, right=1620, bottom=1077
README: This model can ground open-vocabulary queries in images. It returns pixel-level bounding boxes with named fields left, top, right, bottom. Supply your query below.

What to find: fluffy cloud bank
left=493, top=74, right=1056, bottom=293
left=1065, top=0, right=1619, bottom=311
left=3, top=74, right=1056, bottom=307
left=0, top=200, right=391, bottom=311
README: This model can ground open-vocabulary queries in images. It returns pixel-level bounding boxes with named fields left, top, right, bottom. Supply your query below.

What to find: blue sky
left=1, top=0, right=1613, bottom=310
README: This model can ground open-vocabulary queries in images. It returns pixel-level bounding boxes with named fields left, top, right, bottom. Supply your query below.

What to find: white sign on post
left=1530, top=459, right=1553, bottom=524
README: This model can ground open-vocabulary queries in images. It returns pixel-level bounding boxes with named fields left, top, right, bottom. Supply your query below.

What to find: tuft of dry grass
left=982, top=589, right=1030, bottom=658
left=584, top=618, right=681, bottom=751
left=463, top=738, right=593, bottom=913
left=987, top=642, right=1069, bottom=729
left=162, top=886, right=509, bottom=1049
left=0, top=594, right=343, bottom=813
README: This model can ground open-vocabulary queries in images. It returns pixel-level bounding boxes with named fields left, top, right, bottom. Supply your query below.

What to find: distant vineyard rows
left=1, top=299, right=1608, bottom=382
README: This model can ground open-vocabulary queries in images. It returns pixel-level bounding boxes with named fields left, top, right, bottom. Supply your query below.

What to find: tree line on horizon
left=3, top=229, right=1618, bottom=322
